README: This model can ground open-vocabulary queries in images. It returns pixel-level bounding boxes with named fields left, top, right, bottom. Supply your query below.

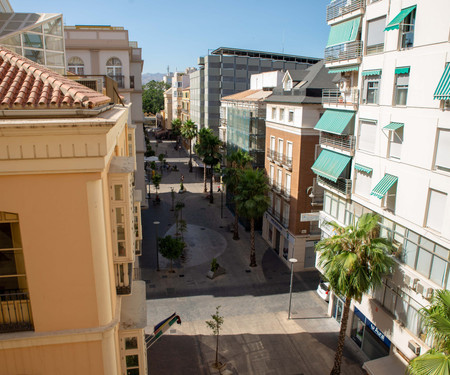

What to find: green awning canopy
left=395, top=66, right=410, bottom=74
left=371, top=174, right=398, bottom=199
left=314, top=109, right=355, bottom=135
left=311, top=150, right=351, bottom=183
left=354, top=163, right=373, bottom=173
left=362, top=69, right=382, bottom=76
left=326, top=17, right=361, bottom=48
left=385, top=5, right=416, bottom=31
left=434, top=63, right=450, bottom=100
left=384, top=122, right=404, bottom=130
left=328, top=66, right=359, bottom=74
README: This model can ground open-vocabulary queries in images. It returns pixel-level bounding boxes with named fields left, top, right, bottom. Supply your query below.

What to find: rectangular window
left=394, top=73, right=409, bottom=106
left=125, top=337, right=138, bottom=350
left=382, top=182, right=397, bottom=213
left=366, top=17, right=386, bottom=55
left=426, top=189, right=447, bottom=232
left=270, top=136, right=276, bottom=151
left=389, top=127, right=404, bottom=159
left=279, top=108, right=285, bottom=121
left=435, top=129, right=450, bottom=172
left=272, top=107, right=276, bottom=120
left=285, top=174, right=291, bottom=196
left=288, top=110, right=294, bottom=122
left=286, top=142, right=293, bottom=159
left=283, top=202, right=290, bottom=227
left=400, top=9, right=416, bottom=49
left=278, top=139, right=283, bottom=154
left=277, top=169, right=282, bottom=185
left=269, top=165, right=274, bottom=184
left=358, top=120, right=377, bottom=153
left=354, top=170, right=372, bottom=198
left=275, top=196, right=281, bottom=217
left=114, top=185, right=124, bottom=200
left=363, top=76, right=380, bottom=104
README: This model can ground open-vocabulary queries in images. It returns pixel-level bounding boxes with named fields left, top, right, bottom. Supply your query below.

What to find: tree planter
left=207, top=266, right=226, bottom=279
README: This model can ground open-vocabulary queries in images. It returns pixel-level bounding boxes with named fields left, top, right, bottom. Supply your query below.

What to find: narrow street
left=140, top=137, right=366, bottom=375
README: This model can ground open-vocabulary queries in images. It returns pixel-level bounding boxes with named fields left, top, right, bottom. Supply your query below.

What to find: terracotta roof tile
left=0, top=47, right=111, bottom=110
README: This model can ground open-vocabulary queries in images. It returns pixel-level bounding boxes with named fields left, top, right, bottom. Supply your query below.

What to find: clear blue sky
left=13, top=0, right=331, bottom=74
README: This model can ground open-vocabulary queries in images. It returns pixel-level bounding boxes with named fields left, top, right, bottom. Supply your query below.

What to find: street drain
left=179, top=274, right=184, bottom=277
left=200, top=227, right=205, bottom=230
left=245, top=269, right=251, bottom=273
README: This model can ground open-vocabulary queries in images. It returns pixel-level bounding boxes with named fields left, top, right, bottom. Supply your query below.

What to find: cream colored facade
left=0, top=105, right=147, bottom=374
left=181, top=87, right=190, bottom=123
left=163, top=87, right=173, bottom=129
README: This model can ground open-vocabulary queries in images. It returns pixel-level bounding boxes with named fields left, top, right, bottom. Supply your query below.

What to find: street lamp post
left=154, top=221, right=160, bottom=271
left=288, top=258, right=298, bottom=319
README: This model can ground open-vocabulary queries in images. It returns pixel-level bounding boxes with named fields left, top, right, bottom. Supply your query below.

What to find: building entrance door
left=275, top=230, right=281, bottom=255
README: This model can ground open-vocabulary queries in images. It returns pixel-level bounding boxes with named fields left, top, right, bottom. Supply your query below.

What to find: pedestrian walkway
left=140, top=137, right=366, bottom=374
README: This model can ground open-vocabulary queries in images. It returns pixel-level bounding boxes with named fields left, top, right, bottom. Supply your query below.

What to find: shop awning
left=326, top=17, right=361, bottom=48
left=362, top=69, right=382, bottom=76
left=395, top=66, right=410, bottom=74
left=311, top=150, right=351, bottom=183
left=383, top=122, right=404, bottom=130
left=385, top=5, right=416, bottom=31
left=434, top=63, right=450, bottom=100
left=362, top=354, right=407, bottom=375
left=354, top=163, right=373, bottom=173
left=314, top=109, right=355, bottom=135
left=371, top=174, right=398, bottom=199
left=328, top=66, right=359, bottom=74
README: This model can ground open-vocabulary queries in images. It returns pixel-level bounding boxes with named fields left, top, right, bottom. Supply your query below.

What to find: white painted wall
left=250, top=71, right=283, bottom=90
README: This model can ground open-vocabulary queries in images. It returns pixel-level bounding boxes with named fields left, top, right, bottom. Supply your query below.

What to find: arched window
left=106, top=57, right=123, bottom=87
left=67, top=56, right=84, bottom=75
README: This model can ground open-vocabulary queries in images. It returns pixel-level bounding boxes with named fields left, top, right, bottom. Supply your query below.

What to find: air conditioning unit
left=424, top=287, right=434, bottom=299
left=416, top=282, right=425, bottom=295
left=404, top=274, right=418, bottom=289
left=408, top=340, right=421, bottom=355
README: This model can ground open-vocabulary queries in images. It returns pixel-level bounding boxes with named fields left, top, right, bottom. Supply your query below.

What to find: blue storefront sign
left=354, top=307, right=391, bottom=348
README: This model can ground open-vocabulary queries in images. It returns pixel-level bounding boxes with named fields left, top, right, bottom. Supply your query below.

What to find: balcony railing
left=274, top=152, right=283, bottom=164
left=107, top=74, right=125, bottom=88
left=0, top=290, right=33, bottom=333
left=282, top=188, right=291, bottom=201
left=366, top=43, right=384, bottom=55
left=325, top=41, right=363, bottom=64
left=267, top=148, right=275, bottom=160
left=322, top=88, right=359, bottom=107
left=317, top=175, right=352, bottom=196
left=319, top=133, right=356, bottom=154
left=116, top=263, right=132, bottom=295
left=326, top=0, right=364, bottom=22
left=274, top=182, right=282, bottom=193
left=282, top=155, right=293, bottom=170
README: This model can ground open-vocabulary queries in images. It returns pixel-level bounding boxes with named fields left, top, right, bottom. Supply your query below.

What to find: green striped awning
left=385, top=5, right=416, bottom=31
left=314, top=110, right=355, bottom=135
left=362, top=69, right=382, bottom=76
left=395, top=66, right=410, bottom=74
left=311, top=150, right=351, bottom=183
left=328, top=66, right=359, bottom=74
left=354, top=164, right=373, bottom=173
left=326, top=17, right=361, bottom=48
left=434, top=63, right=450, bottom=100
left=371, top=174, right=398, bottom=199
left=384, top=122, right=404, bottom=130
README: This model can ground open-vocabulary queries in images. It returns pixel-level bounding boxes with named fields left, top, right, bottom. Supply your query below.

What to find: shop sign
left=354, top=307, right=391, bottom=348
left=300, top=212, right=320, bottom=222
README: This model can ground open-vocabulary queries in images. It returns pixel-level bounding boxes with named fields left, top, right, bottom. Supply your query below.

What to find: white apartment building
left=64, top=25, right=146, bottom=207
left=314, top=0, right=450, bottom=372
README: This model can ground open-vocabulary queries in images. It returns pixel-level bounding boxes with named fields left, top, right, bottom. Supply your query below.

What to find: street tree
left=235, top=168, right=269, bottom=267
left=181, top=119, right=197, bottom=173
left=152, top=173, right=162, bottom=201
left=223, top=149, right=253, bottom=241
left=195, top=127, right=213, bottom=193
left=171, top=118, right=182, bottom=139
left=142, top=80, right=170, bottom=114
left=315, top=213, right=394, bottom=375
left=158, top=235, right=184, bottom=272
left=408, top=290, right=450, bottom=375
left=200, top=133, right=222, bottom=204
left=205, top=305, right=225, bottom=369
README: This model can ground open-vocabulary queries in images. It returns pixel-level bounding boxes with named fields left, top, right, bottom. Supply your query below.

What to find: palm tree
left=223, top=150, right=253, bottom=240
left=408, top=290, right=450, bottom=375
left=181, top=119, right=197, bottom=173
left=195, top=128, right=213, bottom=193
left=200, top=133, right=222, bottom=204
left=235, top=168, right=269, bottom=267
left=315, top=213, right=394, bottom=375
left=171, top=118, right=182, bottom=141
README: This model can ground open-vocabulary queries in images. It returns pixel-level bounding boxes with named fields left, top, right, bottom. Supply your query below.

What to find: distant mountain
left=142, top=73, right=164, bottom=84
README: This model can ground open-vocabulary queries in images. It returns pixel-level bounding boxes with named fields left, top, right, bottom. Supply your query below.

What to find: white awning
left=362, top=354, right=407, bottom=375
